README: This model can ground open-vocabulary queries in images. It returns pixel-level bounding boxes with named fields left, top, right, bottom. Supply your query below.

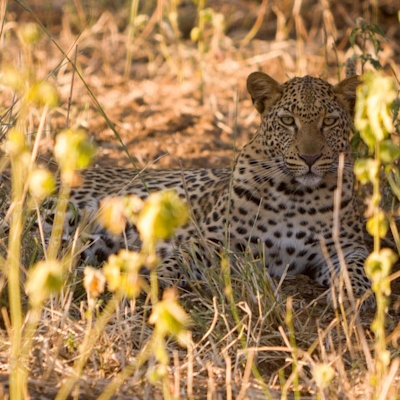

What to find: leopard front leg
left=343, top=247, right=374, bottom=303
left=155, top=241, right=217, bottom=290
left=155, top=254, right=187, bottom=288
left=322, top=245, right=375, bottom=310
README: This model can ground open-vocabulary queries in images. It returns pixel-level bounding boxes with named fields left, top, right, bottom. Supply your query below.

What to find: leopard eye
left=280, top=116, right=295, bottom=126
left=323, top=117, right=336, bottom=126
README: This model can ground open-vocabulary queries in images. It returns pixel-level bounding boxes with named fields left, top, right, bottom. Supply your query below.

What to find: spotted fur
left=46, top=72, right=373, bottom=307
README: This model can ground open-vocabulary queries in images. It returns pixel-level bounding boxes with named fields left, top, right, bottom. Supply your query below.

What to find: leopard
left=43, top=71, right=374, bottom=307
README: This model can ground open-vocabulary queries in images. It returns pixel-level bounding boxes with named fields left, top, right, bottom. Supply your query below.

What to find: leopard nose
left=298, top=153, right=321, bottom=167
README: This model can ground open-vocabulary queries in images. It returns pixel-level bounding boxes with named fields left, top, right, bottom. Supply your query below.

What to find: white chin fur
left=295, top=174, right=323, bottom=187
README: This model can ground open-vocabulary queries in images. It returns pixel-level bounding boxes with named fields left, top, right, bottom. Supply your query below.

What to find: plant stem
left=371, top=147, right=387, bottom=392
left=8, top=146, right=27, bottom=400
left=124, top=0, right=139, bottom=81
left=55, top=292, right=122, bottom=400
left=47, top=177, right=72, bottom=260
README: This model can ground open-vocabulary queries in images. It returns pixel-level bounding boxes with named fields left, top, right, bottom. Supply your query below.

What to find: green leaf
left=350, top=129, right=362, bottom=151
left=355, top=72, right=397, bottom=150
left=369, top=58, right=382, bottom=69
left=392, top=98, right=400, bottom=122
left=379, top=140, right=400, bottom=163
left=359, top=124, right=377, bottom=150
left=354, top=158, right=379, bottom=184
left=371, top=36, right=381, bottom=55
left=385, top=166, right=400, bottom=201
left=370, top=24, right=385, bottom=37
left=349, top=28, right=359, bottom=47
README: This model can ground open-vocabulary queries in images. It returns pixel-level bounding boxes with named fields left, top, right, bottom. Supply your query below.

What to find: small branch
left=66, top=45, right=78, bottom=128
left=240, top=0, right=269, bottom=47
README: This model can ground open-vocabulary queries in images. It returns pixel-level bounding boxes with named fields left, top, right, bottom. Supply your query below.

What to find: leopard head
left=247, top=72, right=359, bottom=187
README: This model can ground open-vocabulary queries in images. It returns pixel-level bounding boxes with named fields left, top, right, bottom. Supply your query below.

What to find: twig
left=66, top=45, right=78, bottom=128
left=240, top=0, right=269, bottom=47
left=187, top=334, right=194, bottom=400
left=378, top=357, right=400, bottom=400
left=224, top=351, right=232, bottom=400
left=333, top=153, right=374, bottom=371
left=236, top=348, right=254, bottom=400
left=139, top=0, right=163, bottom=40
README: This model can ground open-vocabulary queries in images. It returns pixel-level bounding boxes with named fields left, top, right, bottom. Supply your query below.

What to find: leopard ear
left=333, top=75, right=360, bottom=115
left=246, top=72, right=282, bottom=114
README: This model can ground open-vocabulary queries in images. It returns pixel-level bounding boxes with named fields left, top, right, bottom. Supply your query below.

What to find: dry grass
left=0, top=0, right=400, bottom=399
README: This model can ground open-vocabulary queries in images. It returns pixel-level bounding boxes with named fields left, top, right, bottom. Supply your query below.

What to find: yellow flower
left=355, top=72, right=396, bottom=150
left=54, top=129, right=96, bottom=183
left=5, top=129, right=28, bottom=157
left=19, top=23, right=42, bottom=45
left=98, top=197, right=127, bottom=235
left=103, top=250, right=147, bottom=298
left=26, top=260, right=64, bottom=307
left=84, top=267, right=106, bottom=298
left=29, top=168, right=56, bottom=202
left=149, top=288, right=191, bottom=348
left=137, top=190, right=189, bottom=244
left=27, top=81, right=59, bottom=108
left=313, top=363, right=335, bottom=390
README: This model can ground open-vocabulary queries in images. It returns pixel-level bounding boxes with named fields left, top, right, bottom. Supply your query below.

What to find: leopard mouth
left=295, top=171, right=323, bottom=186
